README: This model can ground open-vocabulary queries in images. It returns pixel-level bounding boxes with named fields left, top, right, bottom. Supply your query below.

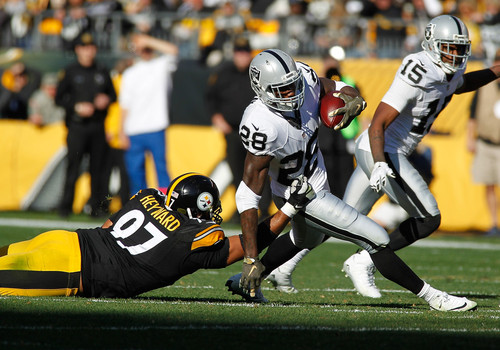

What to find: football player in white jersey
left=225, top=48, right=478, bottom=311
left=337, top=15, right=500, bottom=299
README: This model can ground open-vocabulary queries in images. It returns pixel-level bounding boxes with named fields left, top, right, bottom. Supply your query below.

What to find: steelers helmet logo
left=197, top=192, right=213, bottom=212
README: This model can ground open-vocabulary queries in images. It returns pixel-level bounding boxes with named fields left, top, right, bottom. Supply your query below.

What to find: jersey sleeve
left=190, top=224, right=225, bottom=251
left=381, top=63, right=421, bottom=113
left=381, top=76, right=420, bottom=113
left=239, top=104, right=286, bottom=157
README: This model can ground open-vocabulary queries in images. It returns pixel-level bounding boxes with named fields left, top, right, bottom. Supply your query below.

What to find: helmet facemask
left=422, top=15, right=471, bottom=74
left=250, top=49, right=305, bottom=112
left=264, top=70, right=305, bottom=112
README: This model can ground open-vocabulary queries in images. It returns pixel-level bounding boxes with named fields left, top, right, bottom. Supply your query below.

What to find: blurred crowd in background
left=1, top=0, right=500, bottom=64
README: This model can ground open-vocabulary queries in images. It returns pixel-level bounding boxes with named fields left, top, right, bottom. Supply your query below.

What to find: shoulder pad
left=239, top=103, right=284, bottom=156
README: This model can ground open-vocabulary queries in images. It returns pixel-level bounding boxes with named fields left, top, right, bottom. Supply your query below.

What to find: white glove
left=369, top=162, right=395, bottom=192
left=281, top=175, right=316, bottom=217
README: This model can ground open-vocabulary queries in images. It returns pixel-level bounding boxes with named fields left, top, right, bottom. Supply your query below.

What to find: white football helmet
left=249, top=49, right=304, bottom=112
left=421, top=15, right=471, bottom=74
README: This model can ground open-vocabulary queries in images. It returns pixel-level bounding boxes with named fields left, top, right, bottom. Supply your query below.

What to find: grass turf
left=0, top=214, right=499, bottom=350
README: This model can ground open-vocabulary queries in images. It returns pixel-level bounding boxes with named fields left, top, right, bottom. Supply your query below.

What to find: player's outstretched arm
left=226, top=176, right=315, bottom=265
left=455, top=65, right=500, bottom=94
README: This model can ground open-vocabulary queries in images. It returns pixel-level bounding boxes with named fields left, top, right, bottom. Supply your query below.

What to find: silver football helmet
left=421, top=15, right=471, bottom=74
left=249, top=49, right=304, bottom=112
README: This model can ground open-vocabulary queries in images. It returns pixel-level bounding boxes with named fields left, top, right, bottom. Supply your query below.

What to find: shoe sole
left=430, top=301, right=478, bottom=312
left=225, top=279, right=268, bottom=303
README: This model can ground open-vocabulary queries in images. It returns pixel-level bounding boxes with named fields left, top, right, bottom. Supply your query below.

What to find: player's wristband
left=243, top=257, right=258, bottom=264
left=281, top=202, right=299, bottom=218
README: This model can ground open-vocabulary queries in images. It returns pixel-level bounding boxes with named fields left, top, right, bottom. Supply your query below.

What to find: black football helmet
left=165, top=172, right=223, bottom=224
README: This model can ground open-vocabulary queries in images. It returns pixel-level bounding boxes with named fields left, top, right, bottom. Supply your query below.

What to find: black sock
left=261, top=232, right=301, bottom=275
left=371, top=247, right=424, bottom=294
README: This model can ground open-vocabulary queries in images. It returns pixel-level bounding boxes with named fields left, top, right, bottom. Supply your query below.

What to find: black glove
left=241, top=257, right=266, bottom=297
left=332, top=92, right=367, bottom=131
left=281, top=175, right=316, bottom=217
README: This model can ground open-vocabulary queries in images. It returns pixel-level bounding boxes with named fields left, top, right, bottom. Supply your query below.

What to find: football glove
left=281, top=175, right=316, bottom=217
left=241, top=257, right=266, bottom=297
left=332, top=92, right=367, bottom=131
left=369, top=161, right=395, bottom=192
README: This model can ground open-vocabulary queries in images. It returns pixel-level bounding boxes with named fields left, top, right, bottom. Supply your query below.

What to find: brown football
left=320, top=91, right=345, bottom=129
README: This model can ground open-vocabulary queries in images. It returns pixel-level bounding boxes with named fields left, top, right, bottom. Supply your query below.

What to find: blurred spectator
left=85, top=0, right=122, bottom=49
left=122, top=0, right=157, bottom=34
left=282, top=0, right=310, bottom=55
left=478, top=0, right=500, bottom=63
left=37, top=0, right=66, bottom=49
left=2, top=0, right=34, bottom=47
left=467, top=49, right=500, bottom=237
left=206, top=36, right=272, bottom=222
left=104, top=57, right=133, bottom=208
left=55, top=32, right=116, bottom=217
left=119, top=33, right=178, bottom=195
left=0, top=61, right=41, bottom=119
left=200, top=0, right=246, bottom=65
left=28, top=72, right=65, bottom=126
left=360, top=0, right=407, bottom=58
left=402, top=0, right=442, bottom=53
left=60, top=0, right=91, bottom=50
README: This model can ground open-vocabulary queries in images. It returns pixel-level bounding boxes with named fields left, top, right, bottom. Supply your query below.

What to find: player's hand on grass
left=241, top=257, right=266, bottom=297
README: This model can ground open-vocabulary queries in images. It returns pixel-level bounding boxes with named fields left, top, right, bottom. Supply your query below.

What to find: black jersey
left=77, top=188, right=228, bottom=298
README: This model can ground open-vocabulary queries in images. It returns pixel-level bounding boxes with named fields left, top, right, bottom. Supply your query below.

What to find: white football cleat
left=342, top=250, right=381, bottom=298
left=428, top=292, right=477, bottom=312
left=266, top=267, right=298, bottom=294
left=225, top=273, right=269, bottom=303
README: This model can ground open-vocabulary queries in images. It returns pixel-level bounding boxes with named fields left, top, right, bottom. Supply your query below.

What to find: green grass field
left=0, top=212, right=499, bottom=350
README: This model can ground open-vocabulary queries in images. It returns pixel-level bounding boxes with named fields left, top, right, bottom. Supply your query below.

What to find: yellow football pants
left=0, top=230, right=81, bottom=296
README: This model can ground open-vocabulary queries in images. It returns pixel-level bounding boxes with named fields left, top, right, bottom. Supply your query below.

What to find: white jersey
left=358, top=51, right=465, bottom=156
left=239, top=62, right=348, bottom=198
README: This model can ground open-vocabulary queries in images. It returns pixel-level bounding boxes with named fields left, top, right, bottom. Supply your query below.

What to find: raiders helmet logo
left=250, top=66, right=261, bottom=86
left=197, top=192, right=213, bottom=212
left=424, top=24, right=434, bottom=41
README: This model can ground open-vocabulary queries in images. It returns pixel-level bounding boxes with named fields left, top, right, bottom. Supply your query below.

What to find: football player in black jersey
left=0, top=172, right=314, bottom=298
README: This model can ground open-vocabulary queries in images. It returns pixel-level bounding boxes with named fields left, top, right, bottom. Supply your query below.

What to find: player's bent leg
left=382, top=153, right=441, bottom=250
left=389, top=214, right=441, bottom=251
left=0, top=230, right=81, bottom=296
left=304, top=191, right=389, bottom=297
left=266, top=249, right=310, bottom=293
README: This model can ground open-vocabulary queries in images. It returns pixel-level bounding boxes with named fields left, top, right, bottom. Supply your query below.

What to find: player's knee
left=418, top=214, right=441, bottom=239
left=290, top=230, right=324, bottom=249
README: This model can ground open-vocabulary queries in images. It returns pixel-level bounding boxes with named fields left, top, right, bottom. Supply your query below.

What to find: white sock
left=358, top=249, right=373, bottom=263
left=417, top=282, right=439, bottom=302
left=276, top=249, right=311, bottom=274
